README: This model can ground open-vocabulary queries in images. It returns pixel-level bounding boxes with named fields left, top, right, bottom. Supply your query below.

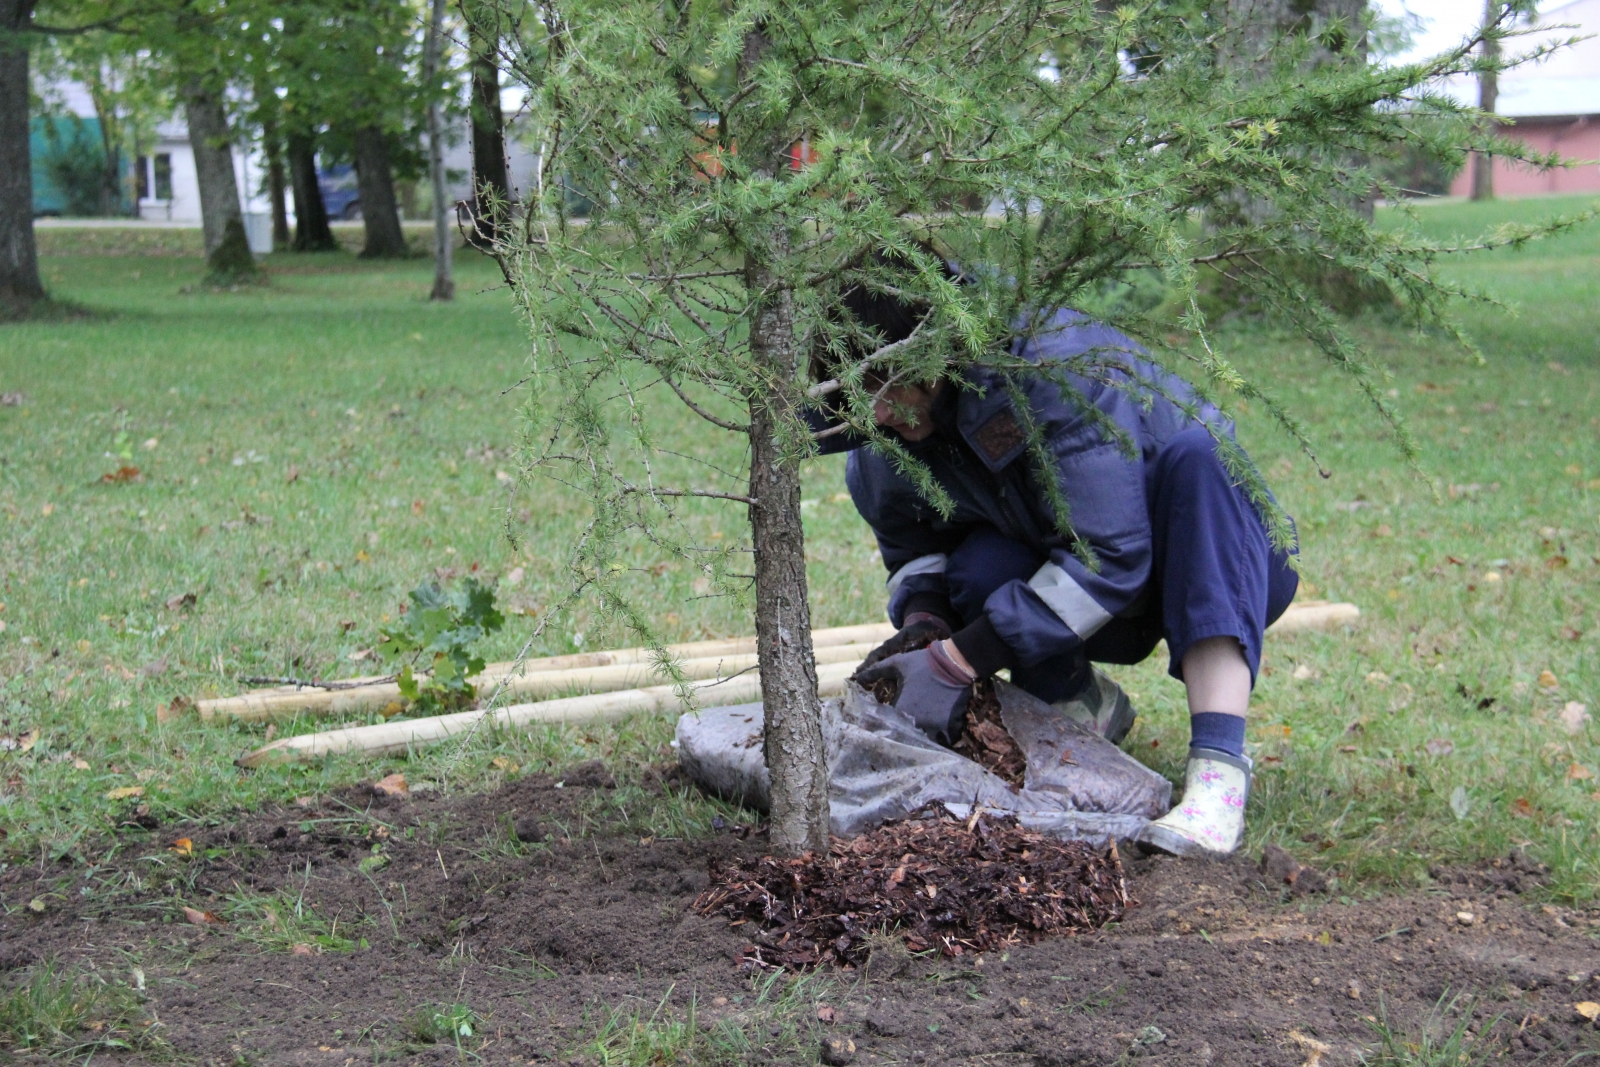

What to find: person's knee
left=946, top=528, right=1043, bottom=622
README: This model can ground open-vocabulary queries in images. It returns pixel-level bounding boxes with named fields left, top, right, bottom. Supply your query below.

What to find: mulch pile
left=694, top=806, right=1132, bottom=970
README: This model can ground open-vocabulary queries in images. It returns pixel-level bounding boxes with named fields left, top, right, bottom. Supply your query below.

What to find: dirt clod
left=820, top=1035, right=857, bottom=1065
left=695, top=805, right=1129, bottom=969
left=1260, top=842, right=1329, bottom=895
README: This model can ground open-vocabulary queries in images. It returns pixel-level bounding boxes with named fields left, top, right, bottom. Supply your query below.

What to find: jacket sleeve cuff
left=951, top=614, right=1015, bottom=679
left=902, top=591, right=957, bottom=629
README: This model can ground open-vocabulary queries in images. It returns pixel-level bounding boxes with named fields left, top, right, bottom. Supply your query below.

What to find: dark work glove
left=855, top=612, right=953, bottom=674
left=854, top=641, right=976, bottom=744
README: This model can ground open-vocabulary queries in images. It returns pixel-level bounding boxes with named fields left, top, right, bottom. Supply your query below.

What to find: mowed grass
left=1, top=198, right=1596, bottom=901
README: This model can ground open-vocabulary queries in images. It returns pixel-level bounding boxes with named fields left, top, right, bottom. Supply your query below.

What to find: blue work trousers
left=946, top=427, right=1299, bottom=703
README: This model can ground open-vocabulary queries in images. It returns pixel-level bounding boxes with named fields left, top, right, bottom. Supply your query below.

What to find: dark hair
left=814, top=242, right=961, bottom=386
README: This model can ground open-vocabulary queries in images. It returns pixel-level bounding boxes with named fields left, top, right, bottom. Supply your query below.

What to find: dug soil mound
left=3, top=765, right=1598, bottom=1066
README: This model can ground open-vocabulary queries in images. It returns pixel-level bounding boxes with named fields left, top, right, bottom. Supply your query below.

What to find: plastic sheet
left=676, top=679, right=1171, bottom=846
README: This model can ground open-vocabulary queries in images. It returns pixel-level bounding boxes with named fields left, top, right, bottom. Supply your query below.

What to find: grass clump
left=224, top=887, right=369, bottom=953
left=0, top=961, right=158, bottom=1055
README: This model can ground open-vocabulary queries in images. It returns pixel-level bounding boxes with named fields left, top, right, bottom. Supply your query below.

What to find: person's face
left=872, top=380, right=942, bottom=441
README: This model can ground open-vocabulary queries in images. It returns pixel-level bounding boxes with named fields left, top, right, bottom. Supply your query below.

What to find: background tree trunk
left=287, top=130, right=337, bottom=251
left=1470, top=0, right=1499, bottom=201
left=261, top=112, right=291, bottom=249
left=746, top=245, right=830, bottom=858
left=0, top=0, right=45, bottom=313
left=352, top=125, right=407, bottom=258
left=424, top=0, right=453, bottom=300
left=182, top=79, right=246, bottom=259
left=467, top=20, right=509, bottom=247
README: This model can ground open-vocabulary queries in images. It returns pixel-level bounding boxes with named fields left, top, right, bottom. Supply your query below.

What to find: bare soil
left=3, top=765, right=1598, bottom=1067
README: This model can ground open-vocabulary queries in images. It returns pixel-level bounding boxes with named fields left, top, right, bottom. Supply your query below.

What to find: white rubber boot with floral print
left=1137, top=747, right=1252, bottom=857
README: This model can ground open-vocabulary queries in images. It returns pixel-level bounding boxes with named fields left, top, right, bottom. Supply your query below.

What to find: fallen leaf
left=378, top=701, right=405, bottom=719
left=100, top=466, right=142, bottom=483
left=490, top=756, right=519, bottom=772
left=1449, top=785, right=1471, bottom=820
left=1292, top=664, right=1316, bottom=681
left=1424, top=738, right=1455, bottom=757
left=1560, top=626, right=1583, bottom=641
left=285, top=465, right=300, bottom=484
left=164, top=592, right=197, bottom=612
left=290, top=943, right=315, bottom=956
left=354, top=549, right=371, bottom=564
left=1365, top=671, right=1390, bottom=686
left=347, top=647, right=376, bottom=662
left=1577, top=1002, right=1600, bottom=1023
left=28, top=897, right=47, bottom=913
left=1511, top=797, right=1535, bottom=818
left=1539, top=669, right=1560, bottom=689
left=72, top=758, right=90, bottom=770
left=1567, top=763, right=1592, bottom=782
left=169, top=838, right=194, bottom=857
left=182, top=906, right=225, bottom=926
left=1559, top=702, right=1591, bottom=735
left=105, top=785, right=144, bottom=800
left=41, top=503, right=54, bottom=516
left=503, top=565, right=525, bottom=586
left=373, top=772, right=408, bottom=796
left=816, top=1005, right=836, bottom=1024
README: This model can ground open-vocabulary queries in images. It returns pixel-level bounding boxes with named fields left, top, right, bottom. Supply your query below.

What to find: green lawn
left=1, top=198, right=1597, bottom=900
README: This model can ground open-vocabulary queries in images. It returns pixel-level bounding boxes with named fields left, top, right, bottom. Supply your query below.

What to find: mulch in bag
left=674, top=678, right=1171, bottom=846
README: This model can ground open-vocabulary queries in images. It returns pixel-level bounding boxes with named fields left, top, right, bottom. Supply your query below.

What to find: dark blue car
left=318, top=163, right=362, bottom=220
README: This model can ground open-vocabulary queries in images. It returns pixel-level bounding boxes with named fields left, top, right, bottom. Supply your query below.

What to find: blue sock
left=1189, top=713, right=1246, bottom=758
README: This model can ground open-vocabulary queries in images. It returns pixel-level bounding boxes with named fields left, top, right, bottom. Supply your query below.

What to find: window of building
left=154, top=154, right=173, bottom=200
left=136, top=155, right=150, bottom=199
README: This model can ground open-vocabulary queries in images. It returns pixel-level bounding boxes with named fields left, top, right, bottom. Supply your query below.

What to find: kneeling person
left=824, top=285, right=1297, bottom=858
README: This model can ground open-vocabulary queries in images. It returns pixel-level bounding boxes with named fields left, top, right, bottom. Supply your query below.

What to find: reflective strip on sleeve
left=1028, top=561, right=1112, bottom=638
left=884, top=553, right=948, bottom=598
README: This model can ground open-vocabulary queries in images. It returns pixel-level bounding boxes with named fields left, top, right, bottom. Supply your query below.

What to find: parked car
left=318, top=164, right=362, bottom=220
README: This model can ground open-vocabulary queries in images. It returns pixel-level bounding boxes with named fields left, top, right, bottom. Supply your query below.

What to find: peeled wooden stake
left=198, top=622, right=894, bottom=723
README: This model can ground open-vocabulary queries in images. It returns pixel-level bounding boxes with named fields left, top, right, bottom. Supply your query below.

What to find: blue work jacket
left=823, top=309, right=1236, bottom=669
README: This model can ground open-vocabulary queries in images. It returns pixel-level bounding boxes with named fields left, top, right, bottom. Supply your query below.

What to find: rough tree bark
left=740, top=25, right=829, bottom=857
left=1470, top=0, right=1499, bottom=201
left=467, top=16, right=509, bottom=247
left=352, top=125, right=407, bottom=258
left=287, top=130, right=337, bottom=251
left=423, top=0, right=453, bottom=300
left=181, top=79, right=246, bottom=258
left=746, top=249, right=830, bottom=857
left=0, top=0, right=46, bottom=314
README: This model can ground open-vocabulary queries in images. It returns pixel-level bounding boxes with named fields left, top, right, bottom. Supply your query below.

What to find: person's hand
left=854, top=640, right=976, bottom=744
left=855, top=613, right=953, bottom=674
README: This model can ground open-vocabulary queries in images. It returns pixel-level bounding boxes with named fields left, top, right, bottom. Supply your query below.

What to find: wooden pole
left=233, top=602, right=1359, bottom=767
left=237, top=660, right=860, bottom=767
left=196, top=622, right=895, bottom=722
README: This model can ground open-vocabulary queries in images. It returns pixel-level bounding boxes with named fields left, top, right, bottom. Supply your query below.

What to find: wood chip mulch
left=693, top=806, right=1132, bottom=970
left=952, top=679, right=1027, bottom=787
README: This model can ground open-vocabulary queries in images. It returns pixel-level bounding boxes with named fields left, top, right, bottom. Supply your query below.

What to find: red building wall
left=1450, top=116, right=1600, bottom=196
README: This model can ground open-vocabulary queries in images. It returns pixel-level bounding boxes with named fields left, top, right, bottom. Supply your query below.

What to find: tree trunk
left=424, top=0, right=454, bottom=300
left=0, top=0, right=45, bottom=314
left=287, top=130, right=337, bottom=252
left=261, top=111, right=291, bottom=249
left=182, top=79, right=245, bottom=259
left=352, top=125, right=407, bottom=258
left=746, top=245, right=830, bottom=858
left=1470, top=0, right=1499, bottom=202
left=467, top=19, right=509, bottom=247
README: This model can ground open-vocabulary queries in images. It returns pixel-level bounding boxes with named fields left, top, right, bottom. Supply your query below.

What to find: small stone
left=1457, top=911, right=1476, bottom=926
left=820, top=1035, right=857, bottom=1065
left=514, top=818, right=546, bottom=843
left=1347, top=980, right=1362, bottom=1000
